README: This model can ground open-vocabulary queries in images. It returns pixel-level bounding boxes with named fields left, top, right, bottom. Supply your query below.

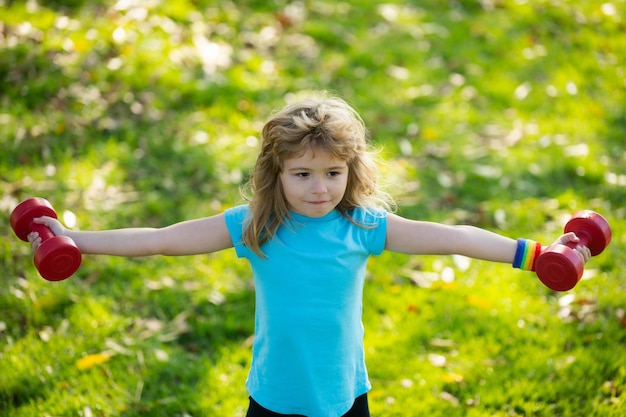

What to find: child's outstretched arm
left=28, top=213, right=233, bottom=257
left=385, top=213, right=590, bottom=264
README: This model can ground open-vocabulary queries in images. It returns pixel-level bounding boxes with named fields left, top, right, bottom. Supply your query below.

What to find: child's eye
left=295, top=172, right=310, bottom=178
left=327, top=171, right=341, bottom=177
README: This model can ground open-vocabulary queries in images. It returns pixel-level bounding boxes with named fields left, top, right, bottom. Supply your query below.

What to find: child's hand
left=552, top=232, right=591, bottom=264
left=27, top=216, right=67, bottom=251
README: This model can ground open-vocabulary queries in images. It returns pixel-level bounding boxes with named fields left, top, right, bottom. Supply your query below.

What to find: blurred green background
left=1, top=1, right=625, bottom=416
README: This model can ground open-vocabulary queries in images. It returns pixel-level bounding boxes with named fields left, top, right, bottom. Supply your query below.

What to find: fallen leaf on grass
left=400, top=378, right=413, bottom=388
left=441, top=372, right=464, bottom=383
left=558, top=293, right=598, bottom=323
left=429, top=338, right=455, bottom=348
left=105, top=338, right=133, bottom=355
left=616, top=309, right=626, bottom=328
left=428, top=353, right=447, bottom=367
left=76, top=353, right=112, bottom=370
left=145, top=276, right=175, bottom=290
left=439, top=391, right=460, bottom=406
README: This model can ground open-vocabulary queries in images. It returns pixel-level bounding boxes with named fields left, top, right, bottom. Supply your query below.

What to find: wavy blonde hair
left=241, top=94, right=394, bottom=258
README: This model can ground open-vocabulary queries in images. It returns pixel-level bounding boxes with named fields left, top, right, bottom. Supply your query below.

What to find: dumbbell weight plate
left=34, top=236, right=82, bottom=281
left=10, top=198, right=58, bottom=241
left=564, top=210, right=612, bottom=256
left=535, top=244, right=584, bottom=292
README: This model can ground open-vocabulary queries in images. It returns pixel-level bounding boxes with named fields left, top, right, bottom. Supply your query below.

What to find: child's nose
left=311, top=178, right=327, bottom=193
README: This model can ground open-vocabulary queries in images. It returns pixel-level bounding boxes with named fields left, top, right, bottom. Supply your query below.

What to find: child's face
left=279, top=148, right=349, bottom=218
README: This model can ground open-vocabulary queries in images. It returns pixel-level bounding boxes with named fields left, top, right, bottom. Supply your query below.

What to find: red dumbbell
left=10, top=197, right=81, bottom=281
left=535, top=210, right=612, bottom=291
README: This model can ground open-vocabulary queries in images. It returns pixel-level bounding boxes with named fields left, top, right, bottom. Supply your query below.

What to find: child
left=28, top=95, right=590, bottom=417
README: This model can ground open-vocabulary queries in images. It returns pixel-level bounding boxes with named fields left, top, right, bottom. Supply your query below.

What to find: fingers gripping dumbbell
left=535, top=210, right=612, bottom=291
left=10, top=198, right=81, bottom=281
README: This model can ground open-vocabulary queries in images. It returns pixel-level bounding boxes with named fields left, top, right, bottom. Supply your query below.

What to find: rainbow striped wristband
left=513, top=239, right=542, bottom=271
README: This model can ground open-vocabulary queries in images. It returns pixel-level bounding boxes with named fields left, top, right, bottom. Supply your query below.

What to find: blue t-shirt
left=224, top=205, right=387, bottom=417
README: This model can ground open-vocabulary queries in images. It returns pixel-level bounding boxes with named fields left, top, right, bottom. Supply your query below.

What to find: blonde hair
left=242, top=94, right=394, bottom=257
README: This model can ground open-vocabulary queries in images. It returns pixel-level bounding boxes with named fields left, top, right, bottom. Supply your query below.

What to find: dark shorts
left=246, top=393, right=370, bottom=417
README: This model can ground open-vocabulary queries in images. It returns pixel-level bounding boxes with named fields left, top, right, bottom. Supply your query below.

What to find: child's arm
left=28, top=213, right=233, bottom=257
left=385, top=213, right=590, bottom=263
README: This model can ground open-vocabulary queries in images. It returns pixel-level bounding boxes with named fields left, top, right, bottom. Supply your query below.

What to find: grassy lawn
left=1, top=0, right=625, bottom=416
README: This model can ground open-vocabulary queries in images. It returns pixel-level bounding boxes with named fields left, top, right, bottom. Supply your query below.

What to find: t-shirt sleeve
left=368, top=209, right=387, bottom=256
left=352, top=207, right=387, bottom=256
left=224, top=205, right=251, bottom=259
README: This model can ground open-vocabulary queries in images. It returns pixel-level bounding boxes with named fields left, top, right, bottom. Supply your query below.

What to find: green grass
left=1, top=0, right=625, bottom=416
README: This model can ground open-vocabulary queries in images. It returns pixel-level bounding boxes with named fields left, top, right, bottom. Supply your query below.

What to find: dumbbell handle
left=31, top=222, right=56, bottom=242
left=562, top=232, right=590, bottom=251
